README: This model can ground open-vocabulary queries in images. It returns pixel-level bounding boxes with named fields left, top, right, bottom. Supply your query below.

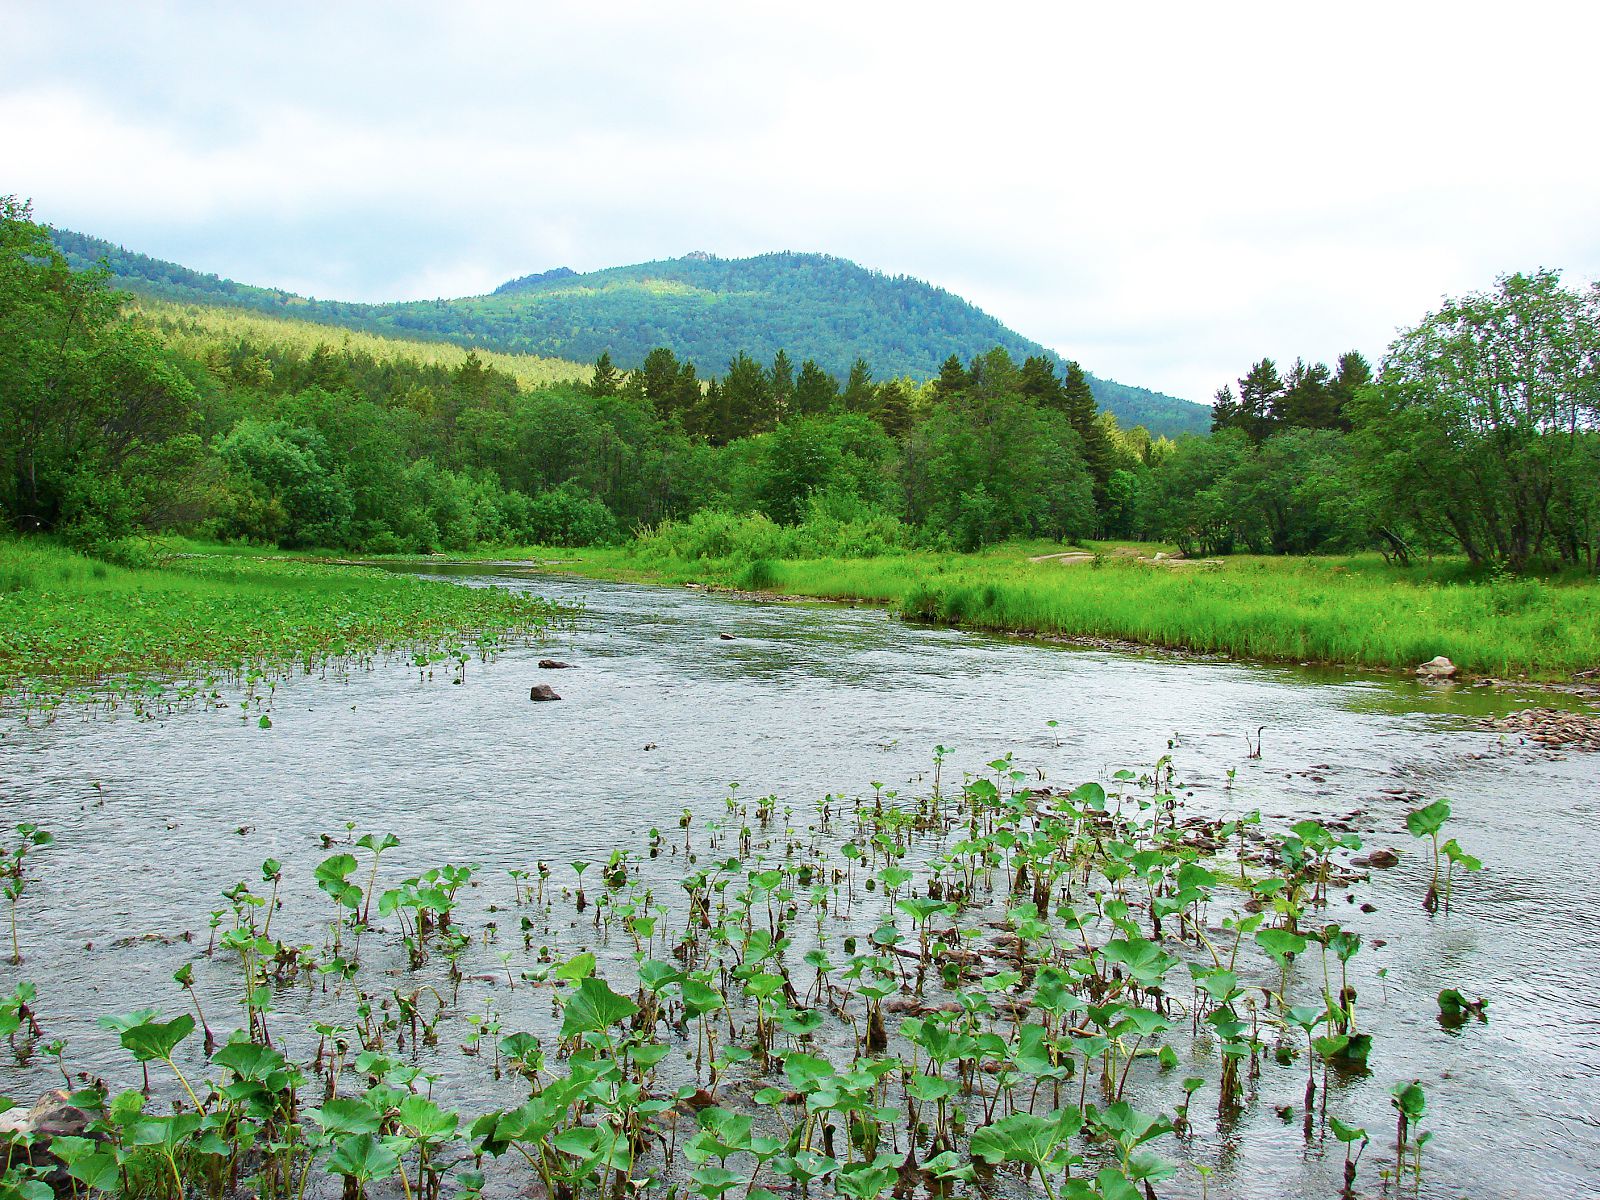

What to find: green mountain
left=53, top=230, right=1208, bottom=435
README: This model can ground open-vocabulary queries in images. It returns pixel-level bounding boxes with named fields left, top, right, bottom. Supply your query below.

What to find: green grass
left=537, top=541, right=1600, bottom=681
left=0, top=539, right=563, bottom=701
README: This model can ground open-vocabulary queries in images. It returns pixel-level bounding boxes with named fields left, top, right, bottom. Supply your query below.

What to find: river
left=0, top=568, right=1594, bottom=1198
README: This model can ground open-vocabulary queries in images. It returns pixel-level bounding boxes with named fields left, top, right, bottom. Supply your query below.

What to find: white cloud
left=5, top=0, right=1598, bottom=401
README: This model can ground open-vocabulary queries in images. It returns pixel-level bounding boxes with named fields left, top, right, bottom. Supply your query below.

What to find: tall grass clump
left=891, top=555, right=1600, bottom=677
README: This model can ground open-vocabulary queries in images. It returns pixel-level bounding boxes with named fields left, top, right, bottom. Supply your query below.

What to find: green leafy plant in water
left=115, top=1012, right=204, bottom=1113
left=314, top=852, right=362, bottom=956
left=1405, top=799, right=1451, bottom=912
left=970, top=1106, right=1085, bottom=1200
left=353, top=832, right=399, bottom=924
left=1389, top=1080, right=1428, bottom=1187
left=1440, top=837, right=1481, bottom=913
left=1330, top=1115, right=1369, bottom=1199
left=1436, top=988, right=1488, bottom=1026
left=0, top=825, right=51, bottom=965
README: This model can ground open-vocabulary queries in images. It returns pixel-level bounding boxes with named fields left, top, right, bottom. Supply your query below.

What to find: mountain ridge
left=51, top=229, right=1209, bottom=435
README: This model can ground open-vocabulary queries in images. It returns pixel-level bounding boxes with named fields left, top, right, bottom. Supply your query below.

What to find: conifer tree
left=1277, top=358, right=1335, bottom=430
left=933, top=353, right=969, bottom=400
left=1018, top=355, right=1066, bottom=410
left=1062, top=360, right=1112, bottom=503
left=769, top=349, right=794, bottom=420
left=1327, top=350, right=1372, bottom=431
left=1236, top=358, right=1284, bottom=444
left=842, top=357, right=875, bottom=413
left=720, top=351, right=772, bottom=439
left=589, top=350, right=620, bottom=397
left=793, top=359, right=838, bottom=415
left=1211, top=384, right=1241, bottom=433
left=873, top=378, right=914, bottom=439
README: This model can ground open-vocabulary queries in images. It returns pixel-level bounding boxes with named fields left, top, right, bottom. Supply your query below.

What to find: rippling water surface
left=1, top=569, right=1594, bottom=1198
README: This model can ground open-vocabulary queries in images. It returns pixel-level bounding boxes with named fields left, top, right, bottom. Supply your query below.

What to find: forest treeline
left=51, top=229, right=1207, bottom=436
left=6, top=197, right=1598, bottom=573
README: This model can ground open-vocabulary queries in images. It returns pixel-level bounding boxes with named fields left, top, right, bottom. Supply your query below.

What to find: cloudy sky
left=6, top=1, right=1598, bottom=402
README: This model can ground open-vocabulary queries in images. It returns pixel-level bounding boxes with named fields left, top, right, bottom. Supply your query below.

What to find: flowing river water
left=0, top=567, right=1596, bottom=1198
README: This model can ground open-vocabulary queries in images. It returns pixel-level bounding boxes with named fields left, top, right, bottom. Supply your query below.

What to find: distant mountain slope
left=54, top=231, right=1209, bottom=435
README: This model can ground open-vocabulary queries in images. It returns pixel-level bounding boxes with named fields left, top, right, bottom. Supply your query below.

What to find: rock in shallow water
left=528, top=684, right=562, bottom=701
left=1356, top=848, right=1402, bottom=868
left=0, top=1090, right=98, bottom=1178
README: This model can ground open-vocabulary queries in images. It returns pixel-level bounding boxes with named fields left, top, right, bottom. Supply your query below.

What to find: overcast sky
left=6, top=2, right=1598, bottom=402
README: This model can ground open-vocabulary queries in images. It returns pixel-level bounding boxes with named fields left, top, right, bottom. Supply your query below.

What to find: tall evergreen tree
left=793, top=359, right=838, bottom=416
left=1327, top=350, right=1372, bottom=431
left=1018, top=355, right=1066, bottom=410
left=842, top=357, right=876, bottom=413
left=769, top=349, right=794, bottom=421
left=873, top=378, right=915, bottom=439
left=638, top=347, right=683, bottom=415
left=933, top=353, right=969, bottom=401
left=1211, top=384, right=1242, bottom=433
left=719, top=352, right=772, bottom=440
left=588, top=351, right=620, bottom=397
left=1277, top=358, right=1335, bottom=429
left=1062, top=360, right=1112, bottom=504
left=967, top=347, right=1020, bottom=399
left=1236, top=358, right=1284, bottom=444
left=695, top=377, right=730, bottom=445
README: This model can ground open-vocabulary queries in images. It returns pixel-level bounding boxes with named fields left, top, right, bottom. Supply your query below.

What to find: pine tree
left=1277, top=358, right=1335, bottom=430
left=793, top=359, right=838, bottom=415
left=1062, top=360, right=1112, bottom=502
left=933, top=354, right=969, bottom=401
left=1211, top=384, right=1242, bottom=433
left=639, top=347, right=685, bottom=416
left=769, top=349, right=794, bottom=421
left=842, top=357, right=875, bottom=413
left=1018, top=355, right=1066, bottom=410
left=589, top=351, right=620, bottom=397
left=1327, top=350, right=1372, bottom=431
left=695, top=378, right=729, bottom=444
left=967, top=347, right=1019, bottom=399
left=873, top=378, right=914, bottom=439
left=1236, top=358, right=1284, bottom=444
left=719, top=352, right=772, bottom=440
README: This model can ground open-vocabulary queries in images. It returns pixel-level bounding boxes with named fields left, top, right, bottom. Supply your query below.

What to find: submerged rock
left=0, top=1090, right=98, bottom=1177
left=1357, top=848, right=1401, bottom=868
left=528, top=684, right=562, bottom=702
left=1416, top=656, right=1459, bottom=679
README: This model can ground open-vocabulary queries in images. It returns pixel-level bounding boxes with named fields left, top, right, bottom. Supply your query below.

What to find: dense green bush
left=635, top=503, right=913, bottom=563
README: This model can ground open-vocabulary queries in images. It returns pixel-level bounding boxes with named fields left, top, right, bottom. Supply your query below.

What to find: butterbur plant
left=1330, top=1116, right=1369, bottom=1198
left=1436, top=989, right=1488, bottom=1026
left=1404, top=799, right=1451, bottom=913
left=1439, top=838, right=1481, bottom=912
left=1, top=823, right=51, bottom=964
left=354, top=831, right=399, bottom=923
left=1390, top=1080, right=1428, bottom=1184
left=0, top=745, right=1493, bottom=1200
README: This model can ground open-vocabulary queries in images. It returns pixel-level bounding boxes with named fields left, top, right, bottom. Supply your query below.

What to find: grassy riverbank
left=536, top=541, right=1600, bottom=681
left=0, top=539, right=561, bottom=701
